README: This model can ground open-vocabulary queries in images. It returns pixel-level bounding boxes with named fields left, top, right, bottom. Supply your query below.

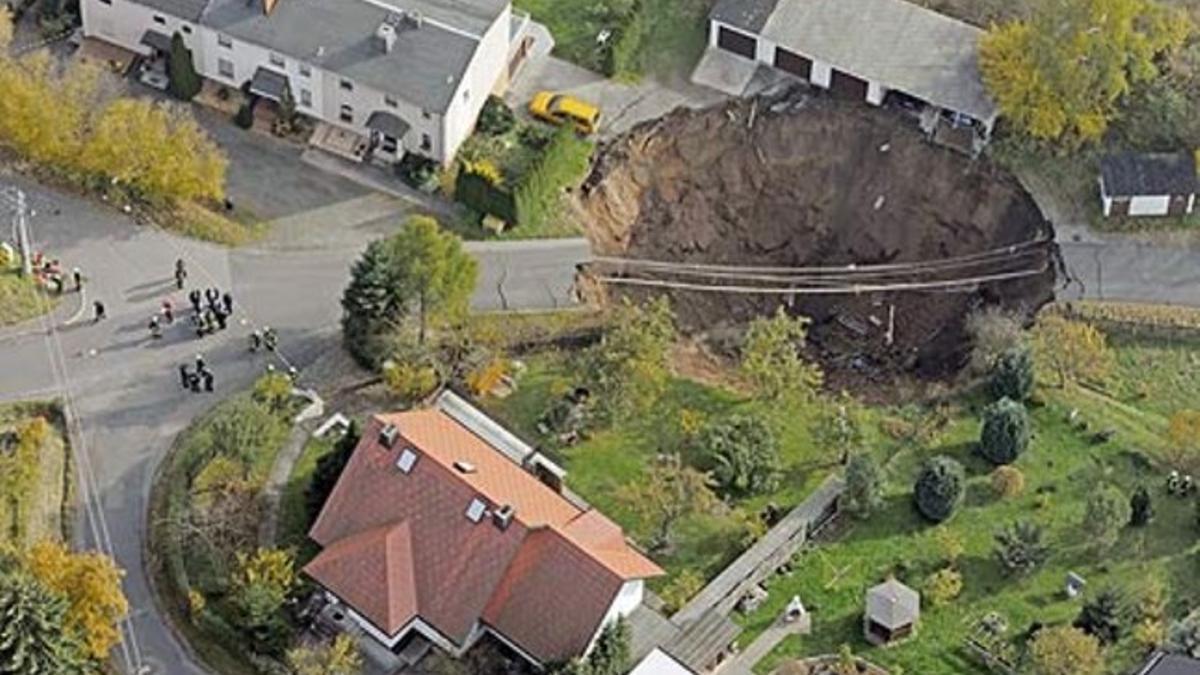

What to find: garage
left=829, top=69, right=869, bottom=101
left=717, top=25, right=757, bottom=60
left=773, top=47, right=812, bottom=79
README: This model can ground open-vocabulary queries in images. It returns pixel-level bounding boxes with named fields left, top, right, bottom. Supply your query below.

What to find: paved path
left=1056, top=224, right=1200, bottom=307
left=723, top=618, right=808, bottom=674
left=0, top=175, right=589, bottom=675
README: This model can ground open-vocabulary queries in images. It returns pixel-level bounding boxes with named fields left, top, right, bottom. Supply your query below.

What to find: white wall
left=442, top=4, right=512, bottom=164
left=1129, top=195, right=1171, bottom=216
left=1101, top=194, right=1114, bottom=217
left=583, top=579, right=644, bottom=657
left=82, top=0, right=198, bottom=55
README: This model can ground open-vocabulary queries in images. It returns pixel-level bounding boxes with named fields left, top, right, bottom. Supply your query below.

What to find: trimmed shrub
left=1074, top=588, right=1127, bottom=646
left=477, top=95, right=516, bottom=136
left=991, top=465, right=1026, bottom=498
left=234, top=103, right=254, bottom=129
left=993, top=520, right=1049, bottom=575
left=1083, top=485, right=1130, bottom=549
left=167, top=32, right=202, bottom=101
left=980, top=397, right=1030, bottom=465
left=455, top=168, right=517, bottom=223
left=844, top=452, right=883, bottom=518
left=914, top=455, right=965, bottom=523
left=989, top=347, right=1034, bottom=401
left=698, top=413, right=780, bottom=497
left=924, top=567, right=963, bottom=606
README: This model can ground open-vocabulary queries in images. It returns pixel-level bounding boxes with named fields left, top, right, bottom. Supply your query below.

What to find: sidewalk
left=0, top=284, right=87, bottom=344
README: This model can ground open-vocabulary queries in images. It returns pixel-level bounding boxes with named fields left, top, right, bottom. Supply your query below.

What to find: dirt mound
left=577, top=92, right=1057, bottom=390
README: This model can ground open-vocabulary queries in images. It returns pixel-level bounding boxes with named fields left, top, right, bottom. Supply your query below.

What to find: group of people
left=186, top=286, right=235, bottom=338
left=179, top=354, right=215, bottom=393
left=1167, top=470, right=1197, bottom=497
left=31, top=252, right=83, bottom=296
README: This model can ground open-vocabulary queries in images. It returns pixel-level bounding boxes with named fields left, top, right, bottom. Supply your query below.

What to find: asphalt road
left=1, top=169, right=1198, bottom=675
left=0, top=175, right=588, bottom=675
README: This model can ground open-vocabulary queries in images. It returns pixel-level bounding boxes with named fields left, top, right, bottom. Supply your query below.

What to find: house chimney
left=262, top=0, right=280, bottom=15
left=375, top=21, right=397, bottom=53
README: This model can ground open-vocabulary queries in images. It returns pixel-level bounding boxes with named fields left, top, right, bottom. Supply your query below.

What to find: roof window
left=396, top=448, right=418, bottom=473
left=465, top=498, right=487, bottom=523
left=453, top=461, right=476, bottom=474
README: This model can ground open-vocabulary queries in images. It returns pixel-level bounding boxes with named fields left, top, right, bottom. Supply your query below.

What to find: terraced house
left=81, top=0, right=536, bottom=165
left=303, top=392, right=663, bottom=668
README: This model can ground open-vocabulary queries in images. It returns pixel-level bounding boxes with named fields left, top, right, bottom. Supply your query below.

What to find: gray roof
left=865, top=579, right=919, bottom=629
left=1134, top=652, right=1200, bottom=675
left=137, top=0, right=209, bottom=22
left=722, top=0, right=997, bottom=122
left=201, top=0, right=480, bottom=113
left=711, top=0, right=781, bottom=33
left=140, top=29, right=172, bottom=52
left=1100, top=152, right=1198, bottom=197
left=369, top=0, right=507, bottom=37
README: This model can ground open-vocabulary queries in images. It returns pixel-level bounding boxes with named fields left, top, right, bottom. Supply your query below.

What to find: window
left=465, top=498, right=487, bottom=523
left=299, top=88, right=312, bottom=107
left=299, top=64, right=311, bottom=77
left=269, top=53, right=285, bottom=68
left=218, top=58, right=234, bottom=79
left=339, top=104, right=353, bottom=123
left=339, top=78, right=353, bottom=92
left=218, top=34, right=232, bottom=49
left=152, top=14, right=166, bottom=24
left=384, top=95, right=398, bottom=108
left=420, top=134, right=431, bottom=152
left=181, top=25, right=192, bottom=34
left=396, top=448, right=418, bottom=473
left=381, top=135, right=398, bottom=154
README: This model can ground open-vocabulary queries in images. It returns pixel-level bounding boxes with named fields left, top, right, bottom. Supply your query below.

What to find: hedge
left=605, top=4, right=647, bottom=79
left=458, top=126, right=592, bottom=230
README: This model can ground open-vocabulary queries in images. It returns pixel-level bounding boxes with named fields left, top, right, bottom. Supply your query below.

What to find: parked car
left=528, top=92, right=601, bottom=135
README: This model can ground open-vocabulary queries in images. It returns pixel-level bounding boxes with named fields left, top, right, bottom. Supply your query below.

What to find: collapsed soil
left=576, top=92, right=1058, bottom=392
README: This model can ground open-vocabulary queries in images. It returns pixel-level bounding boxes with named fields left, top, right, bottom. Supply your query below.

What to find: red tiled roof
left=305, top=406, right=664, bottom=663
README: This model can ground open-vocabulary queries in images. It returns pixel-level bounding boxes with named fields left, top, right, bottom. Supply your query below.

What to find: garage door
left=773, top=48, right=812, bottom=79
left=829, top=69, right=869, bottom=101
left=1168, top=195, right=1189, bottom=216
left=717, top=26, right=757, bottom=60
left=1110, top=198, right=1130, bottom=216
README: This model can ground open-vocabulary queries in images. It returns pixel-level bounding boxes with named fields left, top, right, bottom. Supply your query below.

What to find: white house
left=304, top=391, right=663, bottom=667
left=705, top=0, right=998, bottom=141
left=80, top=0, right=535, bottom=165
left=1099, top=152, right=1198, bottom=218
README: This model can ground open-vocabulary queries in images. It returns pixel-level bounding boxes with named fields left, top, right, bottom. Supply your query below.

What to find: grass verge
left=0, top=268, right=60, bottom=328
left=157, top=200, right=266, bottom=248
left=275, top=435, right=331, bottom=566
left=0, top=401, right=73, bottom=546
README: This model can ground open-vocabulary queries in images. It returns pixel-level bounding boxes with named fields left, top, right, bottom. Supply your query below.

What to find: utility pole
left=15, top=189, right=31, bottom=276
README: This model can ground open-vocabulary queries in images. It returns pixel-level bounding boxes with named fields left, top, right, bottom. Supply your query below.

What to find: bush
left=397, top=153, right=439, bottom=192
left=924, top=567, right=963, bottom=606
left=991, top=465, right=1026, bottom=498
left=604, top=5, right=646, bottom=78
left=1029, top=626, right=1103, bottom=675
left=1129, top=485, right=1153, bottom=526
left=844, top=452, right=883, bottom=518
left=913, top=455, right=965, bottom=523
left=989, top=347, right=1034, bottom=401
left=304, top=422, right=360, bottom=522
left=477, top=96, right=516, bottom=136
left=659, top=570, right=704, bottom=614
left=455, top=168, right=516, bottom=224
left=1083, top=485, right=1130, bottom=550
left=698, top=413, right=780, bottom=497
left=1074, top=588, right=1127, bottom=646
left=167, top=32, right=202, bottom=101
left=966, top=307, right=1024, bottom=374
left=234, top=103, right=253, bottom=129
left=979, top=397, right=1030, bottom=465
left=511, top=126, right=592, bottom=230
left=993, top=520, right=1049, bottom=575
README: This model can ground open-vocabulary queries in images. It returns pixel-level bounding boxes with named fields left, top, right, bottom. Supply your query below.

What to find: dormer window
left=396, top=448, right=418, bottom=473
left=465, top=498, right=486, bottom=522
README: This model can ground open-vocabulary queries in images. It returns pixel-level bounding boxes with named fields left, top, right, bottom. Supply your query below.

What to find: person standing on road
left=222, top=291, right=233, bottom=315
left=188, top=289, right=202, bottom=314
left=213, top=308, right=227, bottom=331
left=203, top=370, right=214, bottom=392
left=248, top=330, right=262, bottom=352
left=263, top=326, right=278, bottom=352
left=174, top=259, right=188, bottom=289
left=148, top=316, right=162, bottom=339
left=162, top=299, right=174, bottom=324
left=195, top=353, right=206, bottom=374
left=179, top=364, right=190, bottom=389
left=72, top=268, right=82, bottom=292
left=92, top=300, right=106, bottom=322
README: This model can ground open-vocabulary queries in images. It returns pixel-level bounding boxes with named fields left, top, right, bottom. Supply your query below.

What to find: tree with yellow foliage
left=1029, top=625, right=1104, bottom=675
left=22, top=540, right=129, bottom=661
left=980, top=0, right=1191, bottom=146
left=286, top=634, right=362, bottom=675
left=84, top=99, right=226, bottom=204
left=1029, top=314, right=1113, bottom=387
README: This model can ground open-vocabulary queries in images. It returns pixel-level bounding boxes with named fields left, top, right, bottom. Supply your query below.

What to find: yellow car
left=528, top=91, right=601, bottom=135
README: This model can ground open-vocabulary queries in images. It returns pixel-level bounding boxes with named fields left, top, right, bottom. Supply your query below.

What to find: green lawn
left=485, top=351, right=897, bottom=587
left=276, top=435, right=333, bottom=566
left=0, top=268, right=58, bottom=327
left=513, top=0, right=710, bottom=79
left=737, top=332, right=1200, bottom=675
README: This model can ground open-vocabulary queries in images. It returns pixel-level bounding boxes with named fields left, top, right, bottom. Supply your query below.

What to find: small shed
left=863, top=578, right=920, bottom=646
left=1099, top=152, right=1198, bottom=218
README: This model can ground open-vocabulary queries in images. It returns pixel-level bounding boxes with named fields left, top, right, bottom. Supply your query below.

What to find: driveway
left=505, top=47, right=726, bottom=140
